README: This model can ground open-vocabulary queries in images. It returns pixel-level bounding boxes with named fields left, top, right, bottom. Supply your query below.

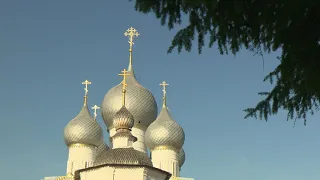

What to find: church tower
left=110, top=69, right=138, bottom=148
left=101, top=27, right=158, bottom=153
left=145, top=81, right=185, bottom=178
left=63, top=80, right=103, bottom=176
left=93, top=68, right=153, bottom=168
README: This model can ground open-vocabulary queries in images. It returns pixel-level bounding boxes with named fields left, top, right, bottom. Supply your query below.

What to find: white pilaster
left=151, top=149, right=180, bottom=177
left=66, top=144, right=96, bottom=175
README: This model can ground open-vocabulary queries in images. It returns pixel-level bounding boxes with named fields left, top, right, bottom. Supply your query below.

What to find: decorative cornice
left=108, top=125, right=147, bottom=133
left=68, top=143, right=96, bottom=148
left=152, top=145, right=178, bottom=152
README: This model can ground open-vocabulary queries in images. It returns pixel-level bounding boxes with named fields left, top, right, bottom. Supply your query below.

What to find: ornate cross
left=91, top=105, right=100, bottom=120
left=118, top=69, right=131, bottom=106
left=82, top=79, right=92, bottom=96
left=124, top=27, right=140, bottom=50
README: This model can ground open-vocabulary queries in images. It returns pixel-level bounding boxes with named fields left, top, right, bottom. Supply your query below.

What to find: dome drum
left=151, top=145, right=180, bottom=152
left=110, top=130, right=138, bottom=143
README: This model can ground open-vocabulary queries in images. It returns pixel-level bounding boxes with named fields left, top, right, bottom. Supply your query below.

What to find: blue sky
left=1, top=1, right=320, bottom=180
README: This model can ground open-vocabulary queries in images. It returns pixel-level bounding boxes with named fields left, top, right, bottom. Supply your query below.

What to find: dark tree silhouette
left=131, top=0, right=320, bottom=125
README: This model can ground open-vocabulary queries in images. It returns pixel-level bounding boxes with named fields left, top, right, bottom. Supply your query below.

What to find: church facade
left=44, top=27, right=194, bottom=180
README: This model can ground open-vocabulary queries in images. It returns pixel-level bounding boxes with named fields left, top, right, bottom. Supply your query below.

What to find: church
left=44, top=27, right=194, bottom=180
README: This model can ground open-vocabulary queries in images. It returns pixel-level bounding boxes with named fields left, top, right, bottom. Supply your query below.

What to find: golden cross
left=124, top=27, right=140, bottom=50
left=118, top=69, right=131, bottom=106
left=159, top=81, right=169, bottom=107
left=159, top=81, right=169, bottom=97
left=91, top=105, right=100, bottom=120
left=82, top=79, right=92, bottom=96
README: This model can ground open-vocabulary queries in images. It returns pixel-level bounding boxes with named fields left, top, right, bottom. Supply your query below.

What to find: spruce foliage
left=132, top=0, right=320, bottom=124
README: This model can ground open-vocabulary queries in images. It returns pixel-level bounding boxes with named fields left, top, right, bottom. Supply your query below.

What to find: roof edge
left=74, top=164, right=171, bottom=180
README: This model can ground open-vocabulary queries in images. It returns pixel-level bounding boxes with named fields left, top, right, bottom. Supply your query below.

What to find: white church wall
left=151, top=149, right=179, bottom=177
left=79, top=166, right=145, bottom=180
left=67, top=144, right=96, bottom=174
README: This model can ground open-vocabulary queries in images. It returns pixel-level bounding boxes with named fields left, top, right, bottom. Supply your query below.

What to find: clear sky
left=1, top=1, right=320, bottom=180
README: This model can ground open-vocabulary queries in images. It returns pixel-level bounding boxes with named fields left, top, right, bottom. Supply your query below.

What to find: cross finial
left=81, top=79, right=92, bottom=106
left=91, top=105, right=100, bottom=120
left=159, top=81, right=169, bottom=107
left=118, top=69, right=131, bottom=106
left=82, top=79, right=91, bottom=96
left=124, top=27, right=139, bottom=67
left=124, top=27, right=139, bottom=50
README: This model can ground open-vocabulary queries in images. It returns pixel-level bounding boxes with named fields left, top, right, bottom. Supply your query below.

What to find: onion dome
left=145, top=81, right=185, bottom=150
left=111, top=105, right=138, bottom=143
left=93, top=147, right=152, bottom=166
left=101, top=64, right=157, bottom=130
left=101, top=27, right=157, bottom=130
left=145, top=107, right=185, bottom=150
left=64, top=80, right=103, bottom=147
left=64, top=103, right=103, bottom=147
left=178, top=148, right=185, bottom=167
left=113, top=106, right=134, bottom=130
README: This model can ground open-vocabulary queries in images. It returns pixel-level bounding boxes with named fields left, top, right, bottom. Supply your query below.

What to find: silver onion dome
left=101, top=67, right=158, bottom=130
left=145, top=106, right=185, bottom=150
left=113, top=106, right=134, bottom=130
left=64, top=105, right=103, bottom=147
left=94, top=147, right=153, bottom=166
left=178, top=148, right=185, bottom=167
